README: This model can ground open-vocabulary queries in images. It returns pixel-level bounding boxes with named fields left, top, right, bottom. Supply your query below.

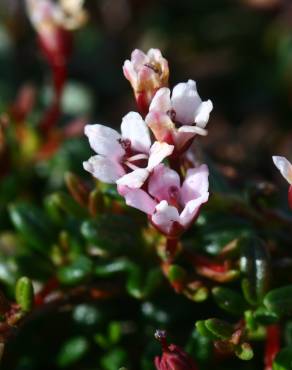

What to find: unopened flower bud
left=154, top=330, right=198, bottom=370
left=123, top=49, right=169, bottom=115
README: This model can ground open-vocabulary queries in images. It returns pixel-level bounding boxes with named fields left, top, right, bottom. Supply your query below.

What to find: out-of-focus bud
left=25, top=0, right=87, bottom=133
left=25, top=0, right=73, bottom=65
left=154, top=330, right=198, bottom=370
left=59, top=0, right=88, bottom=30
left=123, top=49, right=169, bottom=115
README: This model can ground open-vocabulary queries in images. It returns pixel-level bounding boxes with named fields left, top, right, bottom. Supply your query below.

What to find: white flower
left=273, top=156, right=292, bottom=184
left=83, top=112, right=174, bottom=188
left=146, top=80, right=213, bottom=152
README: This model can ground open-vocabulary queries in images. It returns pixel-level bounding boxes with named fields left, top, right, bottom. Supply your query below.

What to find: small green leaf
left=235, top=342, right=254, bottom=361
left=108, top=321, right=122, bottom=344
left=264, top=286, right=292, bottom=317
left=272, top=347, right=292, bottom=370
left=9, top=203, right=54, bottom=253
left=167, top=265, right=186, bottom=283
left=57, top=336, right=89, bottom=367
left=244, top=310, right=257, bottom=331
left=254, top=306, right=279, bottom=324
left=100, top=347, right=127, bottom=370
left=195, top=320, right=217, bottom=339
left=212, top=286, right=248, bottom=315
left=58, top=256, right=93, bottom=286
left=205, top=318, right=234, bottom=340
left=15, top=276, right=34, bottom=312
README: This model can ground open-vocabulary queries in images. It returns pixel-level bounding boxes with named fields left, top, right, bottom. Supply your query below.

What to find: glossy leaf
left=212, top=286, right=248, bottom=315
left=272, top=347, right=292, bottom=370
left=58, top=256, right=93, bottom=285
left=9, top=203, right=54, bottom=253
left=240, top=236, right=270, bottom=305
left=204, top=319, right=234, bottom=340
left=264, top=286, right=292, bottom=317
left=57, top=336, right=89, bottom=367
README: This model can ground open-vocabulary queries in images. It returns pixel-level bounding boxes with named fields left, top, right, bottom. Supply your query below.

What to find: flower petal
left=123, top=60, right=137, bottom=88
left=148, top=164, right=180, bottom=202
left=180, top=164, right=209, bottom=205
left=178, top=125, right=207, bottom=136
left=84, top=124, right=124, bottom=159
left=118, top=186, right=156, bottom=215
left=171, top=80, right=202, bottom=125
left=131, top=49, right=147, bottom=70
left=151, top=200, right=180, bottom=235
left=145, top=111, right=175, bottom=144
left=273, top=156, right=292, bottom=184
left=83, top=155, right=124, bottom=183
left=175, top=125, right=207, bottom=152
left=194, top=100, right=213, bottom=128
left=179, top=192, right=209, bottom=228
left=121, top=112, right=151, bottom=154
left=149, top=87, right=172, bottom=113
left=116, top=168, right=149, bottom=188
left=147, top=141, right=174, bottom=171
left=147, top=48, right=163, bottom=61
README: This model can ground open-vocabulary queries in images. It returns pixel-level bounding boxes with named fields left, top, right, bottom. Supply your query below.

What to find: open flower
left=118, top=163, right=209, bottom=237
left=146, top=80, right=213, bottom=152
left=273, top=156, right=292, bottom=209
left=83, top=112, right=174, bottom=188
left=123, top=49, right=169, bottom=115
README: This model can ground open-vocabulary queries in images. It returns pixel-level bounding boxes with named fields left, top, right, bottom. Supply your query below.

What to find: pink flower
left=123, top=49, right=169, bottom=115
left=118, top=163, right=209, bottom=237
left=273, top=155, right=292, bottom=209
left=146, top=79, right=213, bottom=152
left=83, top=112, right=174, bottom=188
left=154, top=330, right=198, bottom=370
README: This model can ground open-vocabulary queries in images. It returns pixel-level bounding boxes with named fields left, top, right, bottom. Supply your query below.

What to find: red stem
left=264, top=325, right=281, bottom=370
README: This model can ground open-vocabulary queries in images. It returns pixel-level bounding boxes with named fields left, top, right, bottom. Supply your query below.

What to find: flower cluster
left=84, top=49, right=213, bottom=238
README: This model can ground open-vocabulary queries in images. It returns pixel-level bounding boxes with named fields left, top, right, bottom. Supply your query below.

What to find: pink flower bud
left=154, top=330, right=198, bottom=370
left=123, top=49, right=169, bottom=115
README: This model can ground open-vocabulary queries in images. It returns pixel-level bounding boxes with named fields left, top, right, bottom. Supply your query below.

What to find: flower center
left=167, top=109, right=177, bottom=123
left=119, top=138, right=132, bottom=156
left=168, top=186, right=179, bottom=208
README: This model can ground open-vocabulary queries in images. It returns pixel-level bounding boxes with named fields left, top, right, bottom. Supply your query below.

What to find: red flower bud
left=154, top=330, right=198, bottom=370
